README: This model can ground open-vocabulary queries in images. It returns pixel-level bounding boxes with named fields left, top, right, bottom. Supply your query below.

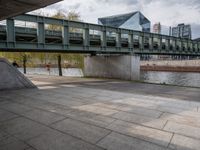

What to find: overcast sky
left=32, top=0, right=200, bottom=39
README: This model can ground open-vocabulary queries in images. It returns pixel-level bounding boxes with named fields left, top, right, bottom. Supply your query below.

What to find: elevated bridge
left=1, top=14, right=200, bottom=81
left=0, top=14, right=200, bottom=56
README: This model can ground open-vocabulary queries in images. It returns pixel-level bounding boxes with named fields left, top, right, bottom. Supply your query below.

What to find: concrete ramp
left=0, top=58, right=36, bottom=90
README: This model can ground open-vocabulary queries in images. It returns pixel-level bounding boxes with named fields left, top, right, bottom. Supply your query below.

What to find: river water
left=141, top=71, right=200, bottom=88
left=19, top=68, right=200, bottom=88
left=18, top=68, right=84, bottom=77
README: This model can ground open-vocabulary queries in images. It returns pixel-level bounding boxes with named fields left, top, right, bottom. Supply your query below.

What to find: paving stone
left=94, top=102, right=162, bottom=118
left=34, top=94, right=87, bottom=107
left=0, top=140, right=30, bottom=150
left=0, top=131, right=8, bottom=141
left=0, top=103, right=32, bottom=115
left=92, top=102, right=123, bottom=110
left=0, top=109, right=19, bottom=122
left=132, top=101, right=158, bottom=109
left=97, top=132, right=169, bottom=150
left=164, top=121, right=200, bottom=139
left=0, top=117, right=51, bottom=141
left=161, top=113, right=200, bottom=128
left=28, top=129, right=103, bottom=150
left=55, top=90, right=96, bottom=99
left=73, top=104, right=118, bottom=116
left=156, top=106, right=197, bottom=115
left=169, top=134, right=200, bottom=150
left=0, top=99, right=10, bottom=105
left=0, top=131, right=16, bottom=146
left=107, top=120, right=172, bottom=147
left=21, top=99, right=73, bottom=116
left=22, top=109, right=66, bottom=125
left=66, top=110, right=116, bottom=127
left=176, top=110, right=200, bottom=118
left=92, top=96, right=114, bottom=101
left=25, top=148, right=37, bottom=150
left=162, top=101, right=198, bottom=110
left=51, top=118, right=111, bottom=144
left=1, top=76, right=200, bottom=150
left=112, top=111, right=167, bottom=129
left=120, top=97, right=159, bottom=106
left=126, top=106, right=163, bottom=118
left=157, top=106, right=199, bottom=117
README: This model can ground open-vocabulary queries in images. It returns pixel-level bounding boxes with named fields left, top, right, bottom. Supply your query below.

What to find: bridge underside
left=0, top=0, right=62, bottom=20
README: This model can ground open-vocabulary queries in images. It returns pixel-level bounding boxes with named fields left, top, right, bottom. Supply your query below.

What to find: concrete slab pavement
left=0, top=75, right=200, bottom=150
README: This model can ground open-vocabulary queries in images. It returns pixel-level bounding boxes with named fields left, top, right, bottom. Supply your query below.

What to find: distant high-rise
left=172, top=24, right=192, bottom=39
left=152, top=23, right=172, bottom=36
left=98, top=11, right=151, bottom=32
left=153, top=23, right=161, bottom=34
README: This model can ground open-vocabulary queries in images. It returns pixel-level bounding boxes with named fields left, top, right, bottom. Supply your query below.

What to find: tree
left=46, top=11, right=84, bottom=68
left=67, top=11, right=81, bottom=21
left=48, top=11, right=81, bottom=31
left=0, top=10, right=84, bottom=68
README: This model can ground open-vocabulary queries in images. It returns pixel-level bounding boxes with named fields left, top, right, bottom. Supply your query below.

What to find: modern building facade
left=153, top=23, right=171, bottom=35
left=153, top=23, right=161, bottom=34
left=98, top=11, right=151, bottom=32
left=172, top=24, right=192, bottom=39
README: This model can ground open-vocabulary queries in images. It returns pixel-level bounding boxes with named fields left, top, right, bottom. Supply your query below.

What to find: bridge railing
left=0, top=14, right=200, bottom=55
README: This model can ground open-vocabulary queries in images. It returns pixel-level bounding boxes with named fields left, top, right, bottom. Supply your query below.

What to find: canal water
left=141, top=71, right=200, bottom=88
left=18, top=68, right=84, bottom=77
left=19, top=68, right=200, bottom=88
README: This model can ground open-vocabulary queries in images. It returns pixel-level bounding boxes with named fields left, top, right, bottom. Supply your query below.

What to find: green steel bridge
left=0, top=14, right=200, bottom=56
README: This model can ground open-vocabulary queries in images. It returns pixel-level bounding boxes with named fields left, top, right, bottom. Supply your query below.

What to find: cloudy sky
left=33, top=0, right=200, bottom=39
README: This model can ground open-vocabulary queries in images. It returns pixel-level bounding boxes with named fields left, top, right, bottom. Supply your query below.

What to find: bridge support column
left=84, top=55, right=140, bottom=81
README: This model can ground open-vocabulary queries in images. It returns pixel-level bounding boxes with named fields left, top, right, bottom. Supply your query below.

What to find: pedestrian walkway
left=0, top=75, right=200, bottom=150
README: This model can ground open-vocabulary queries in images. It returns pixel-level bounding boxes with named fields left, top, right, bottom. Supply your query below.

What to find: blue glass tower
left=98, top=11, right=151, bottom=32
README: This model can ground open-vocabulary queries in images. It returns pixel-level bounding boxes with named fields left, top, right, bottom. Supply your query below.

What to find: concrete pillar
left=84, top=55, right=140, bottom=81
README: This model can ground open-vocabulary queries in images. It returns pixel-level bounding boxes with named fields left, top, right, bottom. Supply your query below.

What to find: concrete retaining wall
left=0, top=58, right=36, bottom=90
left=84, top=55, right=140, bottom=80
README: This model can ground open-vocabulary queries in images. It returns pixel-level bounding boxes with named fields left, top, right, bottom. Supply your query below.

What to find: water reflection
left=141, top=71, right=200, bottom=87
left=19, top=68, right=84, bottom=77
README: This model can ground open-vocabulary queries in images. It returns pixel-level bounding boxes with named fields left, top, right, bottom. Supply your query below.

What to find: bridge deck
left=0, top=14, right=200, bottom=55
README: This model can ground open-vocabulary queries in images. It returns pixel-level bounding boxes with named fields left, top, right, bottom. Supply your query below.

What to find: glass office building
left=98, top=11, right=151, bottom=32
left=172, top=24, right=192, bottom=39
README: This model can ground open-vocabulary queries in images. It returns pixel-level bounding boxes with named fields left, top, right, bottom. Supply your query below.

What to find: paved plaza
left=0, top=75, right=200, bottom=150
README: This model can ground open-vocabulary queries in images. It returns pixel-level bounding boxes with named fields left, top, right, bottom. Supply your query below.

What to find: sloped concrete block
left=0, top=58, right=36, bottom=90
